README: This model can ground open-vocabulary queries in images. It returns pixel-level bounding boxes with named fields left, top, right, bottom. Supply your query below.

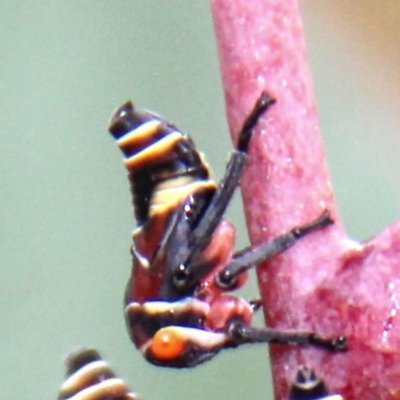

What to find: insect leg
left=249, top=298, right=263, bottom=312
left=227, top=320, right=348, bottom=352
left=157, top=198, right=227, bottom=296
left=216, top=210, right=333, bottom=288
left=154, top=203, right=192, bottom=265
left=188, top=92, right=275, bottom=261
left=157, top=203, right=198, bottom=297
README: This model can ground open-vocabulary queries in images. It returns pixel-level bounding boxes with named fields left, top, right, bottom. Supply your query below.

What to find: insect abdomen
left=109, top=101, right=216, bottom=225
left=59, top=347, right=139, bottom=400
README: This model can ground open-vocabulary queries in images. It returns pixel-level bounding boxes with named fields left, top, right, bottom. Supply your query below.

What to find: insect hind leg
left=237, top=92, right=275, bottom=153
left=187, top=92, right=276, bottom=262
left=226, top=319, right=348, bottom=352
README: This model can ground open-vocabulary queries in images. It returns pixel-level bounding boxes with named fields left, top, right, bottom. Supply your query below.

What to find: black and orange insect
left=108, top=92, right=347, bottom=368
left=289, top=366, right=344, bottom=400
left=58, top=347, right=139, bottom=400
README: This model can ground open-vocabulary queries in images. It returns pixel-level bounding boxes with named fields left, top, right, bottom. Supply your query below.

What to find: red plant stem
left=212, top=1, right=400, bottom=399
left=211, top=0, right=342, bottom=227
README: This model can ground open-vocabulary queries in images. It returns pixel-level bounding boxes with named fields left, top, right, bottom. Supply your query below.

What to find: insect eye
left=173, top=264, right=191, bottom=290
left=215, top=269, right=239, bottom=290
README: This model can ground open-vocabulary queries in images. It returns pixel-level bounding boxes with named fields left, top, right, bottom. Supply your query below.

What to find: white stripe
left=126, top=298, right=210, bottom=316
left=68, top=378, right=131, bottom=400
left=123, top=131, right=182, bottom=169
left=116, top=119, right=161, bottom=146
left=60, top=360, right=109, bottom=393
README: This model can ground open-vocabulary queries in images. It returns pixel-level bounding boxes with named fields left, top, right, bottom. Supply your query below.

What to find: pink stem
left=212, top=1, right=400, bottom=399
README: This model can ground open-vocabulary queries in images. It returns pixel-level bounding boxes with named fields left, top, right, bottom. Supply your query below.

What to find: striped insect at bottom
left=58, top=347, right=139, bottom=400
left=289, top=366, right=344, bottom=400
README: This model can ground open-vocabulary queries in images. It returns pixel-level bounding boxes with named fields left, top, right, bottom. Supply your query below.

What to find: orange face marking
left=150, top=329, right=186, bottom=361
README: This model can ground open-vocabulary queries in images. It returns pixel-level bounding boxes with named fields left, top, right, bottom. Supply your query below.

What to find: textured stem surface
left=212, top=0, right=400, bottom=399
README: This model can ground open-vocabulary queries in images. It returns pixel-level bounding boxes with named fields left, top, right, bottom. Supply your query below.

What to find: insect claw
left=237, top=91, right=276, bottom=152
left=249, top=298, right=263, bottom=312
left=309, top=334, right=348, bottom=352
left=292, top=209, right=334, bottom=239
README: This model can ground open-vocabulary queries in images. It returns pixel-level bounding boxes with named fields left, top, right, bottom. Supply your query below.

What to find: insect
left=108, top=92, right=347, bottom=368
left=58, top=347, right=139, bottom=400
left=289, top=366, right=344, bottom=400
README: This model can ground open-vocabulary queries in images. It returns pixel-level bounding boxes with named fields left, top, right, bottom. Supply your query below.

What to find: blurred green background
left=1, top=1, right=400, bottom=399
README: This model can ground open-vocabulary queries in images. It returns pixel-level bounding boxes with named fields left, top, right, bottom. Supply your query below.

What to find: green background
left=1, top=1, right=400, bottom=399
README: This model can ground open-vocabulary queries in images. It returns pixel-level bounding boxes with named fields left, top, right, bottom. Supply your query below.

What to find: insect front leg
left=216, top=209, right=334, bottom=289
